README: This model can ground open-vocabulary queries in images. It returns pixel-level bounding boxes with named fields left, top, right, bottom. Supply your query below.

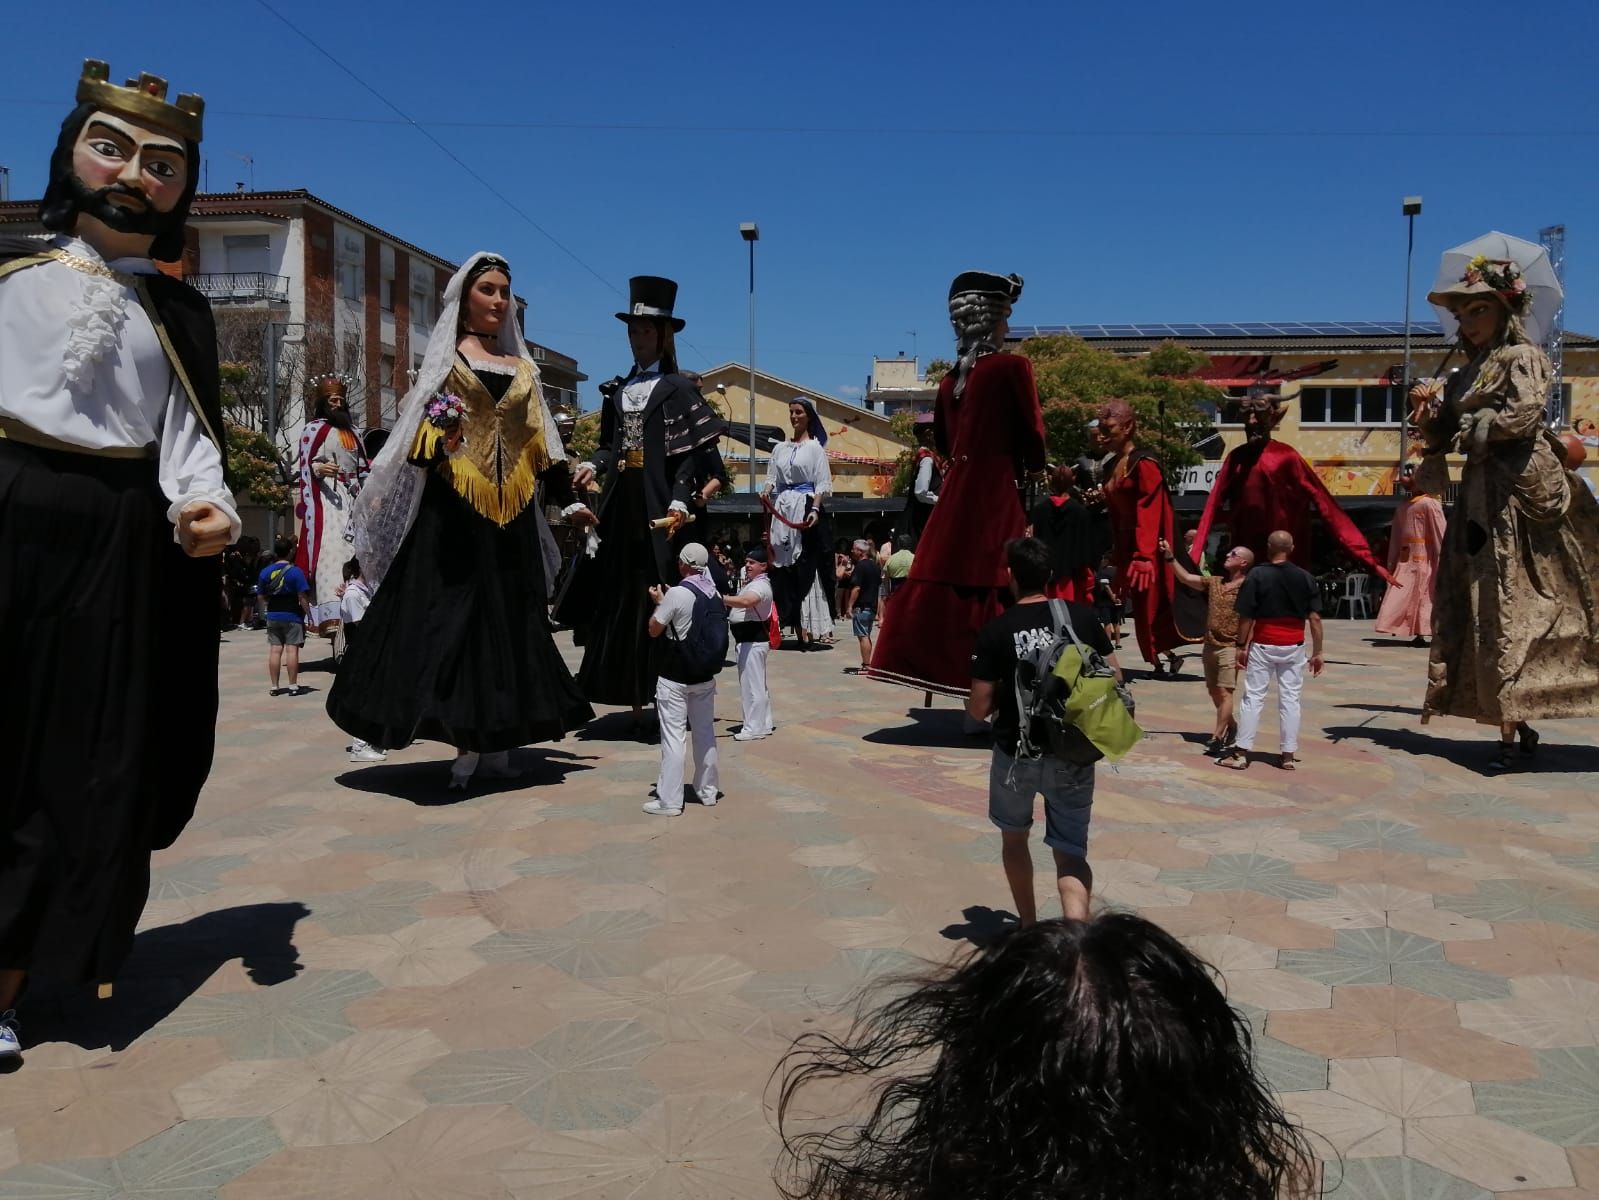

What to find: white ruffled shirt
left=0, top=235, right=239, bottom=539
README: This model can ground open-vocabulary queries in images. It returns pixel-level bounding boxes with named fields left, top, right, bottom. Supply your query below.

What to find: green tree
left=566, top=410, right=603, bottom=462
left=225, top=420, right=292, bottom=509
left=924, top=358, right=953, bottom=384
left=1016, top=336, right=1218, bottom=471
left=886, top=409, right=919, bottom=495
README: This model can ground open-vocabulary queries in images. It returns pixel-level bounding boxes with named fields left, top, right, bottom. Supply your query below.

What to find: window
left=410, top=284, right=432, bottom=328
left=380, top=353, right=395, bottom=390
left=223, top=234, right=269, bottom=274
left=338, top=262, right=361, bottom=302
left=380, top=277, right=393, bottom=311
left=1299, top=385, right=1401, bottom=426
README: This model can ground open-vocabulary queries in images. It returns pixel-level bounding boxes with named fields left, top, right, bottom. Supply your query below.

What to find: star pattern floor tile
left=4, top=621, right=1597, bottom=1195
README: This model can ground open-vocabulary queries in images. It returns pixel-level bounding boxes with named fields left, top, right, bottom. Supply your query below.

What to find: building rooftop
left=1007, top=321, right=1598, bottom=354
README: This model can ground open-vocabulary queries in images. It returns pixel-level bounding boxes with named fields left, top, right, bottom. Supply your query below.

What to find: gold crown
left=75, top=59, right=204, bottom=143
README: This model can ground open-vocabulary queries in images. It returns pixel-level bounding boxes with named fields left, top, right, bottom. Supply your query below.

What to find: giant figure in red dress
left=869, top=271, right=1046, bottom=695
left=1097, top=400, right=1184, bottom=671
left=1191, top=392, right=1391, bottom=581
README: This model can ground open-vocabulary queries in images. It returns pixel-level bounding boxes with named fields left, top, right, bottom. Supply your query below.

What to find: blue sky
left=6, top=0, right=1596, bottom=405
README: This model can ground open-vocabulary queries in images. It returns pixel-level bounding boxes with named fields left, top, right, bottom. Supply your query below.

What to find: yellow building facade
left=1010, top=323, right=1599, bottom=497
left=696, top=363, right=908, bottom=497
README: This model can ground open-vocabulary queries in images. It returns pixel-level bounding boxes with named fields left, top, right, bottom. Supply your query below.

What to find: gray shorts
left=988, top=748, right=1094, bottom=857
left=266, top=619, right=305, bottom=647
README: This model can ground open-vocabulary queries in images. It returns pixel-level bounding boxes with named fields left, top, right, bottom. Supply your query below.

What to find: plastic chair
left=1333, top=573, right=1372, bottom=619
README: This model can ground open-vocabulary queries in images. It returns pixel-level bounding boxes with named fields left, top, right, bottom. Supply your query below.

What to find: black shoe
left=1488, top=742, right=1517, bottom=771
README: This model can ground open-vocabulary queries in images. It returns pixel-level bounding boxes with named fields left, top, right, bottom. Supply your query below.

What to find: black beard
left=323, top=405, right=354, bottom=432
left=63, top=173, right=176, bottom=237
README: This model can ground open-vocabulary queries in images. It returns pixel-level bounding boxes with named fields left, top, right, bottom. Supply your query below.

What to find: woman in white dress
left=764, top=398, right=835, bottom=647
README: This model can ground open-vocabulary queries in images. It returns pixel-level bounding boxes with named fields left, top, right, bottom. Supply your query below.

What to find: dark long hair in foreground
left=775, top=913, right=1315, bottom=1200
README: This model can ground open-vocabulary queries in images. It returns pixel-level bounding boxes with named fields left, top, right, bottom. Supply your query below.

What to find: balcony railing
left=184, top=272, right=290, bottom=304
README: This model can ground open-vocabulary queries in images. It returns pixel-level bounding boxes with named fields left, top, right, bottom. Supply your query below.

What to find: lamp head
left=1402, top=196, right=1423, bottom=216
left=739, top=221, right=759, bottom=242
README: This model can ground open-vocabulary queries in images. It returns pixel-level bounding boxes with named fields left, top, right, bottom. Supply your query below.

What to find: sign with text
left=1176, top=464, right=1222, bottom=494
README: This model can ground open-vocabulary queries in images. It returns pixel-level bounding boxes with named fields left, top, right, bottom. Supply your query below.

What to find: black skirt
left=769, top=509, right=835, bottom=632
left=572, top=470, right=663, bottom=707
left=0, top=440, right=219, bottom=986
left=327, top=470, right=593, bottom=752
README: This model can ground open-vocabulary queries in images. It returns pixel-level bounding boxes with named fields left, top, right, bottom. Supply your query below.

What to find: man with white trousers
left=1218, top=530, right=1324, bottom=772
left=645, top=543, right=723, bottom=815
left=724, top=545, right=776, bottom=740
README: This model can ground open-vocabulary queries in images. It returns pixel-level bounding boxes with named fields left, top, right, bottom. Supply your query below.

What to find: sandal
left=1217, top=751, right=1249, bottom=771
left=1278, top=754, right=1297, bottom=771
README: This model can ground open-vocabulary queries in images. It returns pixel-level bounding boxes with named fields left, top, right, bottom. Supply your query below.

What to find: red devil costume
left=1191, top=399, right=1389, bottom=580
left=870, top=271, right=1045, bottom=695
left=1101, top=440, right=1185, bottom=666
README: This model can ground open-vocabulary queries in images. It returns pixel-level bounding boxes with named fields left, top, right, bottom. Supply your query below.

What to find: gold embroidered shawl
left=410, top=358, right=555, bottom=525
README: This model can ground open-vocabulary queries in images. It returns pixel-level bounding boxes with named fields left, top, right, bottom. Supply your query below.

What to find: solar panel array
left=1009, top=321, right=1447, bottom=339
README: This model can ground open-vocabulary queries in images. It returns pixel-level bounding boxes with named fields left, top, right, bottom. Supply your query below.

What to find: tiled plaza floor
left=4, top=618, right=1599, bottom=1197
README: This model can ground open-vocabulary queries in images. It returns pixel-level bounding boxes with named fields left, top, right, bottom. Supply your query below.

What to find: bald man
left=1218, top=530, right=1324, bottom=771
left=1164, top=537, right=1255, bottom=755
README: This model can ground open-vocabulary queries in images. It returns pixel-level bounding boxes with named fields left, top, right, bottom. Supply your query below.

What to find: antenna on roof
left=231, top=152, right=255, bottom=192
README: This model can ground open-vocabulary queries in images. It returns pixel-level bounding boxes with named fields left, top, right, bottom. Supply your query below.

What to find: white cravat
left=620, top=360, right=661, bottom=413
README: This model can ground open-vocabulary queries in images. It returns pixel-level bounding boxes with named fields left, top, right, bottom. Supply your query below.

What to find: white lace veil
left=352, top=250, right=566, bottom=588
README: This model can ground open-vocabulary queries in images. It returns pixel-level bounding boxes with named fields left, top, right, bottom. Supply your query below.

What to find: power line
left=3, top=97, right=1593, bottom=139
left=247, top=1, right=723, bottom=369
left=250, top=0, right=621, bottom=301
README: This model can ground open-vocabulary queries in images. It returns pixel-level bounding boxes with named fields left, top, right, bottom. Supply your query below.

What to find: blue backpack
left=661, top=580, right=729, bottom=684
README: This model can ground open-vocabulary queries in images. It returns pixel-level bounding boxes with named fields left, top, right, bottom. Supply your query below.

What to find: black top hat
left=615, top=276, right=685, bottom=331
left=948, top=271, right=1024, bottom=303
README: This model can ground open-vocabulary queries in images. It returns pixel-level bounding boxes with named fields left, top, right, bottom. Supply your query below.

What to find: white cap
left=678, top=543, right=709, bottom=567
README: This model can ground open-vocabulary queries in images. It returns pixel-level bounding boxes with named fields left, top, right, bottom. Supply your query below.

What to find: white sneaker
left=641, top=799, right=684, bottom=817
left=0, top=1010, right=19, bottom=1059
left=349, top=746, right=388, bottom=762
left=697, top=790, right=719, bottom=807
left=732, top=729, right=772, bottom=742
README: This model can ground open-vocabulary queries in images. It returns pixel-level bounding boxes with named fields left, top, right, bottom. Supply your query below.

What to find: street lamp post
left=1397, top=196, right=1422, bottom=486
left=740, top=222, right=760, bottom=492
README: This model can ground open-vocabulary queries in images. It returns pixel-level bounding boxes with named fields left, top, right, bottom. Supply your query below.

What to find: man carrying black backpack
left=968, top=537, right=1123, bottom=923
left=644, top=543, right=728, bottom=816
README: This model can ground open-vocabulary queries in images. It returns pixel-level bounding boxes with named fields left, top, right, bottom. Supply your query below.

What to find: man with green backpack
left=968, top=537, right=1139, bottom=924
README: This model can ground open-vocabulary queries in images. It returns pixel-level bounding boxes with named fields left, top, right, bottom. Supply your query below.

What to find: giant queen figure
left=0, top=60, right=235, bottom=1046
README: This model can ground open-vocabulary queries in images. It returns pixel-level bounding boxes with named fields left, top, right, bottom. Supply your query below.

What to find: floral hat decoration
left=1428, top=255, right=1531, bottom=314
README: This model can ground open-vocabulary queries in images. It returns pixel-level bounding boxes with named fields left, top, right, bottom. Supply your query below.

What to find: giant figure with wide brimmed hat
left=556, top=276, right=728, bottom=725
left=0, top=60, right=237, bottom=1051
left=1412, top=239, right=1599, bottom=767
left=868, top=270, right=1047, bottom=695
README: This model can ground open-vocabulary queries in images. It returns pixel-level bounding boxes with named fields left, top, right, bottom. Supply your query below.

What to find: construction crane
left=1539, top=224, right=1566, bottom=427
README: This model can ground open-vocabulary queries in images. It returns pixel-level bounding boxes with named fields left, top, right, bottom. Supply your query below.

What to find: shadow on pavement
left=335, top=748, right=598, bottom=804
left=939, top=904, right=1018, bottom=948
left=1334, top=703, right=1423, bottom=715
left=18, top=901, right=310, bottom=1054
left=1325, top=723, right=1599, bottom=775
left=575, top=712, right=659, bottom=744
left=861, top=709, right=991, bottom=750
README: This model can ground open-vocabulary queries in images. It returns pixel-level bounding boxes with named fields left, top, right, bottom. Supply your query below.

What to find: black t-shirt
left=1236, top=561, right=1321, bottom=620
left=971, top=599, right=1113, bottom=756
left=848, top=557, right=881, bottom=610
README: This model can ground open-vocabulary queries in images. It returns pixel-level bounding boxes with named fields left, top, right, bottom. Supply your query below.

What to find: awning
left=1190, top=357, right=1340, bottom=388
